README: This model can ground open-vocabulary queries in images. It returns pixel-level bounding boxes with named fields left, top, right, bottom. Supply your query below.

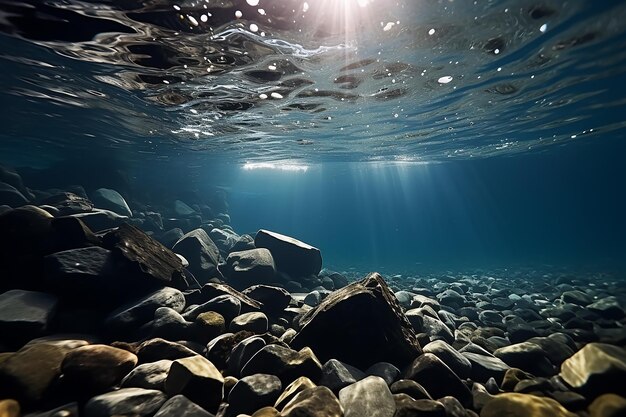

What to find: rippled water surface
left=2, top=0, right=626, bottom=164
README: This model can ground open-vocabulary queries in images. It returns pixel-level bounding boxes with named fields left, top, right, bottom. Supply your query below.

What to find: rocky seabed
left=1, top=166, right=626, bottom=417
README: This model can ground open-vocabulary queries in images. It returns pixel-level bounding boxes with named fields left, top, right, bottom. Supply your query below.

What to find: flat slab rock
left=290, top=272, right=422, bottom=370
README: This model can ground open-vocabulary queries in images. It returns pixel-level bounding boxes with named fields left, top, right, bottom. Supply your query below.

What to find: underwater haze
left=1, top=0, right=626, bottom=273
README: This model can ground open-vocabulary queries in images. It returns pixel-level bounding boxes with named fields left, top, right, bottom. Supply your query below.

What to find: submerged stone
left=254, top=229, right=322, bottom=278
left=90, top=188, right=132, bottom=217
left=560, top=343, right=626, bottom=396
left=291, top=272, right=421, bottom=370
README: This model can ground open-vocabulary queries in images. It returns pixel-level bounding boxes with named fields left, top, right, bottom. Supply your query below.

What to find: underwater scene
left=0, top=0, right=625, bottom=416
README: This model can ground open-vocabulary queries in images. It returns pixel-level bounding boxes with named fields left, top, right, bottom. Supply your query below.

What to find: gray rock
left=403, top=353, right=472, bottom=407
left=161, top=228, right=184, bottom=248
left=494, top=342, right=555, bottom=377
left=304, top=290, right=322, bottom=307
left=84, top=388, right=166, bottom=417
left=462, top=352, right=510, bottom=383
left=141, top=307, right=195, bottom=341
left=561, top=290, right=593, bottom=306
left=240, top=344, right=322, bottom=386
left=165, top=355, right=224, bottom=412
left=390, top=379, right=432, bottom=400
left=227, top=374, right=282, bottom=416
left=222, top=248, right=276, bottom=289
left=229, top=311, right=268, bottom=334
left=173, top=228, right=221, bottom=283
left=392, top=394, right=446, bottom=417
left=422, top=315, right=454, bottom=344
left=423, top=340, right=472, bottom=379
left=174, top=200, right=196, bottom=217
left=0, top=290, right=58, bottom=346
left=0, top=182, right=29, bottom=207
left=242, top=285, right=292, bottom=312
left=588, top=297, right=625, bottom=319
left=121, top=360, right=172, bottom=390
left=135, top=338, right=198, bottom=363
left=153, top=395, right=214, bottom=417
left=254, top=229, right=322, bottom=278
left=208, top=227, right=239, bottom=255
left=438, top=396, right=466, bottom=417
left=105, top=287, right=186, bottom=335
left=365, top=362, right=401, bottom=386
left=183, top=295, right=241, bottom=323
left=70, top=209, right=128, bottom=232
left=319, top=359, right=366, bottom=393
left=227, top=336, right=266, bottom=377
left=90, top=188, right=132, bottom=217
left=339, top=376, right=396, bottom=417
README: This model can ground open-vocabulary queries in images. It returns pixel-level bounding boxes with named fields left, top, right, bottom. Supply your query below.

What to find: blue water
left=1, top=0, right=625, bottom=274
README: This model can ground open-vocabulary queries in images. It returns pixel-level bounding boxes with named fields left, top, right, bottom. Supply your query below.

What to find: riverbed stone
left=0, top=289, right=58, bottom=347
left=90, top=188, right=132, bottom=217
left=291, top=272, right=421, bottom=370
left=165, top=355, right=224, bottom=412
left=254, top=229, right=322, bottom=278
left=222, top=248, right=276, bottom=289
left=84, top=387, right=166, bottom=417
left=560, top=342, right=626, bottom=396
left=241, top=344, right=322, bottom=386
left=480, top=393, right=577, bottom=417
left=227, top=374, right=282, bottom=416
left=279, top=386, right=342, bottom=417
left=153, top=395, right=214, bottom=417
left=339, top=375, right=396, bottom=417
left=61, top=344, right=138, bottom=393
left=173, top=228, right=221, bottom=283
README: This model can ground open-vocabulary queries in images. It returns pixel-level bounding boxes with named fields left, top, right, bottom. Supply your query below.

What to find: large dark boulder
left=290, top=272, right=422, bottom=370
left=39, top=192, right=94, bottom=216
left=254, top=229, right=322, bottom=278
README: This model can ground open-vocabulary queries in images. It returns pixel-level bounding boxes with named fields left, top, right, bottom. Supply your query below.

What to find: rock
left=421, top=315, right=454, bottom=344
left=562, top=290, right=593, bottom=306
left=480, top=393, right=577, bottom=417
left=0, top=399, right=19, bottom=417
left=291, top=273, right=421, bottom=370
left=404, top=353, right=472, bottom=407
left=439, top=396, right=466, bottom=417
left=0, top=166, right=32, bottom=199
left=165, top=355, right=224, bottom=412
left=183, top=294, right=241, bottom=323
left=84, top=387, right=166, bottom=417
left=527, top=334, right=576, bottom=366
left=479, top=310, right=503, bottom=327
left=121, top=360, right=172, bottom=390
left=0, top=290, right=58, bottom=347
left=135, top=338, right=197, bottom=363
left=252, top=406, right=279, bottom=417
left=101, top=223, right=188, bottom=289
left=206, top=331, right=254, bottom=370
left=173, top=229, right=221, bottom=283
left=241, top=344, right=322, bottom=386
left=174, top=200, right=196, bottom=217
left=390, top=379, right=432, bottom=400
left=227, top=336, right=266, bottom=377
left=70, top=209, right=128, bottom=232
left=254, top=229, right=322, bottom=278
left=227, top=374, right=282, bottom=416
left=365, top=362, right=401, bottom=386
left=494, top=342, right=555, bottom=377
left=105, top=287, right=186, bottom=336
left=208, top=227, right=239, bottom=255
left=195, top=311, right=226, bottom=342
left=90, top=188, right=132, bottom=217
left=222, top=248, right=276, bottom=289
left=437, top=289, right=465, bottom=308
left=242, top=285, right=292, bottom=313
left=393, top=395, right=446, bottom=417
left=423, top=340, right=472, bottom=379
left=588, top=394, right=626, bottom=417
left=230, top=234, right=255, bottom=253
left=274, top=376, right=317, bottom=410
left=472, top=382, right=494, bottom=410
left=153, top=395, right=215, bottom=417
left=560, top=343, right=626, bottom=396
left=304, top=291, right=322, bottom=307
left=319, top=359, right=366, bottom=393
left=280, top=386, right=342, bottom=417
left=339, top=376, right=396, bottom=417
left=588, top=297, right=625, bottom=319
left=462, top=352, right=510, bottom=383
left=61, top=344, right=138, bottom=393
left=229, top=312, right=269, bottom=334
left=199, top=283, right=263, bottom=314
left=501, top=368, right=534, bottom=391
left=0, top=182, right=29, bottom=207
left=39, top=192, right=93, bottom=215
left=0, top=342, right=70, bottom=406
left=141, top=307, right=194, bottom=341
left=161, top=228, right=184, bottom=248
